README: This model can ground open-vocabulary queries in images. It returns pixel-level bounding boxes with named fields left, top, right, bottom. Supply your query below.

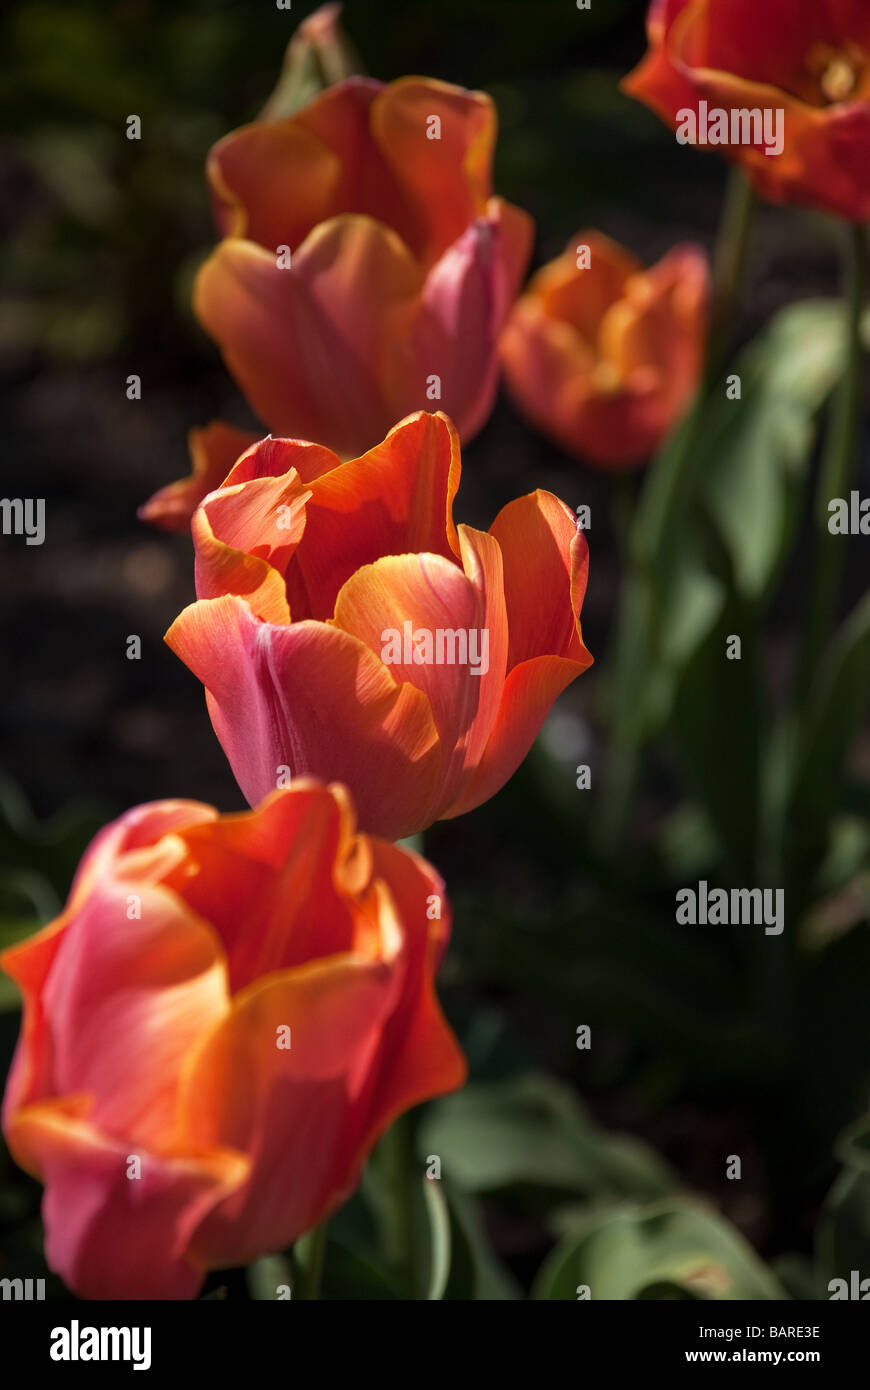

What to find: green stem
left=797, top=223, right=868, bottom=698
left=378, top=1109, right=418, bottom=1285
left=707, top=165, right=757, bottom=377
left=636, top=168, right=755, bottom=565
left=599, top=170, right=755, bottom=852
left=293, top=1220, right=328, bottom=1300
left=609, top=472, right=636, bottom=558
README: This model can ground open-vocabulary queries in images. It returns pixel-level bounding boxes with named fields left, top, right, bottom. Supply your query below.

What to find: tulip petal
left=621, top=0, right=701, bottom=120
left=453, top=524, right=510, bottom=772
left=332, top=528, right=507, bottom=795
left=224, top=434, right=341, bottom=489
left=372, top=77, right=495, bottom=265
left=285, top=411, right=462, bottom=620
left=531, top=232, right=641, bottom=345
left=487, top=196, right=536, bottom=306
left=445, top=654, right=591, bottom=819
left=683, top=0, right=870, bottom=98
left=161, top=783, right=373, bottom=992
left=489, top=490, right=592, bottom=669
left=193, top=469, right=312, bottom=624
left=1, top=801, right=219, bottom=1127
left=194, top=235, right=401, bottom=454
left=207, top=112, right=343, bottom=248
left=10, top=1101, right=246, bottom=1299
left=165, top=596, right=443, bottom=838
left=179, top=953, right=402, bottom=1265
left=292, top=77, right=417, bottom=245
left=139, top=422, right=258, bottom=535
left=404, top=219, right=515, bottom=442
left=359, top=840, right=466, bottom=1145
left=331, top=555, right=471, bottom=809
left=40, top=881, right=229, bottom=1152
left=293, top=211, right=423, bottom=370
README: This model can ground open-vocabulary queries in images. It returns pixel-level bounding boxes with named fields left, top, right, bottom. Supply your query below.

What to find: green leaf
left=641, top=533, right=727, bottom=742
left=441, top=1187, right=519, bottom=1300
left=420, top=1073, right=675, bottom=1200
left=245, top=1253, right=292, bottom=1301
left=834, top=1113, right=870, bottom=1175
left=771, top=1254, right=819, bottom=1301
left=453, top=890, right=757, bottom=1081
left=318, top=1235, right=404, bottom=1300
left=669, top=593, right=764, bottom=878
left=786, top=591, right=870, bottom=883
left=700, top=300, right=846, bottom=602
left=817, top=1169, right=870, bottom=1297
left=532, top=1200, right=787, bottom=1300
left=420, top=1178, right=451, bottom=1300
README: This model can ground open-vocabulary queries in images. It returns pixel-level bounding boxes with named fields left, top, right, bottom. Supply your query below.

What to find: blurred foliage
left=534, top=1200, right=787, bottom=1301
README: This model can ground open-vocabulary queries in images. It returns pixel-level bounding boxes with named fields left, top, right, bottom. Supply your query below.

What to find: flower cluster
left=5, top=0, right=868, bottom=1300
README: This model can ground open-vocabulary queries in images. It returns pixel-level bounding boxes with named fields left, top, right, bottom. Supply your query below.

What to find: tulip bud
left=260, top=4, right=362, bottom=121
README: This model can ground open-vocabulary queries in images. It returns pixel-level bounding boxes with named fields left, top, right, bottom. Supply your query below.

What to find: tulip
left=1, top=782, right=464, bottom=1300
left=142, top=73, right=531, bottom=533
left=500, top=232, right=709, bottom=469
left=623, top=0, right=870, bottom=223
left=165, top=411, right=593, bottom=840
left=202, top=75, right=529, bottom=442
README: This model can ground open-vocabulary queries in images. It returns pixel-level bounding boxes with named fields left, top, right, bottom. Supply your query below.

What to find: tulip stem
left=599, top=168, right=755, bottom=852
left=293, top=1221, right=329, bottom=1300
left=377, top=1109, right=422, bottom=1294
left=796, top=222, right=868, bottom=698
left=635, top=169, right=755, bottom=561
left=708, top=166, right=757, bottom=377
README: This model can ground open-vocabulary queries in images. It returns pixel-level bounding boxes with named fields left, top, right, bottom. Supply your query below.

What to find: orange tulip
left=143, top=75, right=531, bottom=533
left=143, top=74, right=532, bottom=535
left=1, top=782, right=464, bottom=1299
left=500, top=232, right=709, bottom=469
left=623, top=0, right=870, bottom=222
left=165, top=411, right=593, bottom=840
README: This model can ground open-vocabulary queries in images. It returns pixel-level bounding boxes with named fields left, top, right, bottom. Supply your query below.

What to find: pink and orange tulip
left=500, top=232, right=708, bottom=469
left=165, top=411, right=593, bottom=840
left=143, top=74, right=533, bottom=533
left=1, top=782, right=464, bottom=1299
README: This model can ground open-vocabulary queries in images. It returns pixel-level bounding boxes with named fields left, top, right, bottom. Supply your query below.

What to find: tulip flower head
left=1, top=782, right=464, bottom=1299
left=624, top=0, right=870, bottom=222
left=500, top=232, right=709, bottom=469
left=166, top=411, right=593, bottom=839
left=142, top=75, right=532, bottom=533
left=199, top=76, right=530, bottom=446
